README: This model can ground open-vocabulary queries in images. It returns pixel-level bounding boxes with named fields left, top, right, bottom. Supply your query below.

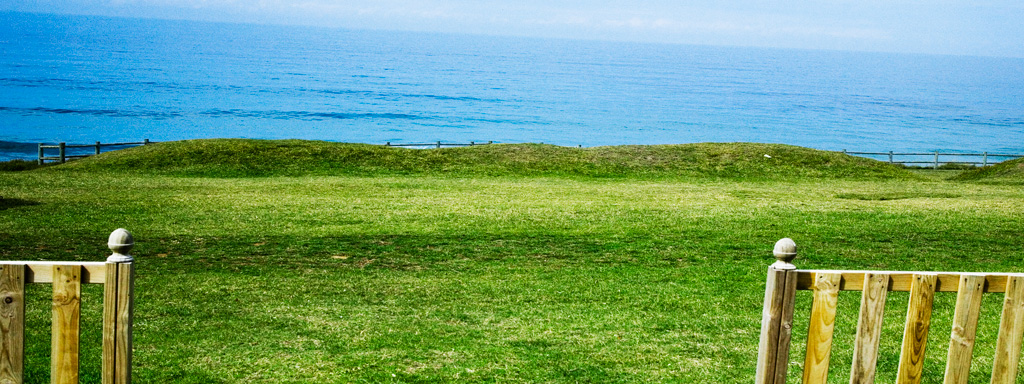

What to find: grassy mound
left=0, top=159, right=47, bottom=172
left=952, top=157, right=1024, bottom=183
left=54, top=139, right=916, bottom=179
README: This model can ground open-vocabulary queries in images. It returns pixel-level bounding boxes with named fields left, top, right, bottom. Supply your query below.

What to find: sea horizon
left=2, top=11, right=1023, bottom=162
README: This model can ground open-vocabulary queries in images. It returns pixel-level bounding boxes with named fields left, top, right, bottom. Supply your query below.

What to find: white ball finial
left=771, top=238, right=797, bottom=270
left=107, top=228, right=134, bottom=263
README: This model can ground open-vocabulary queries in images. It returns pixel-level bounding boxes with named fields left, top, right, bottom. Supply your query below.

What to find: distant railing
left=38, top=140, right=151, bottom=165
left=842, top=150, right=1023, bottom=169
left=385, top=141, right=493, bottom=148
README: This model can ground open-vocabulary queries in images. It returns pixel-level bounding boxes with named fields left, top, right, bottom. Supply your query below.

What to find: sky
left=3, top=0, right=1024, bottom=58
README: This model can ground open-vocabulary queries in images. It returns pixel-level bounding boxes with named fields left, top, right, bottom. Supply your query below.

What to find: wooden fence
left=842, top=150, right=1022, bottom=169
left=0, top=229, right=135, bottom=384
left=385, top=141, right=493, bottom=148
left=757, top=238, right=1024, bottom=384
left=38, top=140, right=151, bottom=165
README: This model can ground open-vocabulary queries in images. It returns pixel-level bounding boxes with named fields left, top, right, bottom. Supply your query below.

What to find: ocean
left=2, top=11, right=1023, bottom=161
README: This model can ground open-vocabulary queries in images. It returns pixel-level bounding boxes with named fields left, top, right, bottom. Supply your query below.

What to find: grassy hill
left=52, top=139, right=915, bottom=179
left=951, top=157, right=1024, bottom=183
left=2, top=139, right=1022, bottom=382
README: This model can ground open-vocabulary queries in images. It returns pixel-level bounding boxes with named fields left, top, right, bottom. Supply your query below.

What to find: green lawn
left=1, top=141, right=1022, bottom=383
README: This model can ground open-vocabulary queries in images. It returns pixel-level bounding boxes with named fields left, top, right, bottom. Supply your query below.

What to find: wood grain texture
left=991, top=275, right=1024, bottom=384
left=896, top=274, right=937, bottom=384
left=795, top=271, right=1005, bottom=293
left=803, top=273, right=841, bottom=384
left=849, top=273, right=889, bottom=384
left=102, top=263, right=134, bottom=384
left=756, top=268, right=798, bottom=384
left=102, top=263, right=117, bottom=384
left=0, top=265, right=24, bottom=384
left=756, top=268, right=789, bottom=384
left=774, top=269, right=798, bottom=384
left=0, top=262, right=104, bottom=284
left=114, top=263, right=134, bottom=384
left=941, top=274, right=985, bottom=384
left=51, top=265, right=81, bottom=384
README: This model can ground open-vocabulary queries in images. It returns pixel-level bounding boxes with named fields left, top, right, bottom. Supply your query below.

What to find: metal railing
left=385, top=141, right=493, bottom=148
left=842, top=150, right=1022, bottom=169
left=38, top=140, right=151, bottom=164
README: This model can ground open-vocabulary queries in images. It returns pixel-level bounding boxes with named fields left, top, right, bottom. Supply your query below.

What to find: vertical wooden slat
left=774, top=270, right=799, bottom=384
left=756, top=268, right=798, bottom=384
left=896, top=274, right=937, bottom=384
left=991, top=275, right=1024, bottom=384
left=849, top=273, right=889, bottom=384
left=103, top=262, right=134, bottom=384
left=102, top=263, right=118, bottom=384
left=114, top=263, right=134, bottom=384
left=52, top=265, right=82, bottom=384
left=0, top=265, right=25, bottom=384
left=942, top=274, right=985, bottom=384
left=803, top=273, right=842, bottom=384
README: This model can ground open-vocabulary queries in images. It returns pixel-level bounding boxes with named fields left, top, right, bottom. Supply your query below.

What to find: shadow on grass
left=0, top=197, right=40, bottom=210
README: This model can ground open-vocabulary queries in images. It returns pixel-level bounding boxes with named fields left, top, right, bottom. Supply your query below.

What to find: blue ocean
left=2, top=11, right=1023, bottom=161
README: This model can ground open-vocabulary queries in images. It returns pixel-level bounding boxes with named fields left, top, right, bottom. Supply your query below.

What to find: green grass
left=0, top=159, right=47, bottom=172
left=0, top=141, right=1021, bottom=383
left=952, top=157, right=1024, bottom=184
left=56, top=139, right=916, bottom=179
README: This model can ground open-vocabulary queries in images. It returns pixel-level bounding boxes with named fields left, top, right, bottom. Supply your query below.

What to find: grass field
left=1, top=140, right=1022, bottom=383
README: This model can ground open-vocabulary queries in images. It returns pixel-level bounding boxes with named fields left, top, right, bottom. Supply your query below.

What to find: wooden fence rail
left=385, top=141, right=493, bottom=148
left=756, top=238, right=1024, bottom=384
left=0, top=229, right=135, bottom=384
left=38, top=140, right=151, bottom=165
left=842, top=150, right=1023, bottom=169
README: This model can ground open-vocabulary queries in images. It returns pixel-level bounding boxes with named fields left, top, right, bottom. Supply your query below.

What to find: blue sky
left=4, top=0, right=1024, bottom=58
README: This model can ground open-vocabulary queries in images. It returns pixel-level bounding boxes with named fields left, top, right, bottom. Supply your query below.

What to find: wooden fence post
left=0, top=264, right=25, bottom=384
left=59, top=143, right=66, bottom=164
left=95, top=142, right=101, bottom=155
left=983, top=152, right=989, bottom=167
left=756, top=238, right=798, bottom=384
left=38, top=144, right=44, bottom=165
left=934, top=152, right=939, bottom=170
left=436, top=141, right=441, bottom=148
left=102, top=229, right=135, bottom=384
left=888, top=151, right=894, bottom=164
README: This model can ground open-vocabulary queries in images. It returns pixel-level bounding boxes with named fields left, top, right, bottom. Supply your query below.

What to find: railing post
left=102, top=229, right=134, bottom=384
left=756, top=238, right=798, bottom=384
left=38, top=143, right=44, bottom=165
left=436, top=141, right=441, bottom=149
left=934, top=152, right=939, bottom=170
left=59, top=143, right=66, bottom=164
left=984, top=152, right=988, bottom=167
left=889, top=151, right=894, bottom=164
left=143, top=139, right=149, bottom=146
left=96, top=141, right=101, bottom=155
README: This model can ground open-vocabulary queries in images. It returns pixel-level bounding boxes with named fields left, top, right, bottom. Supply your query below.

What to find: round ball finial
left=107, top=228, right=134, bottom=263
left=771, top=238, right=797, bottom=270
